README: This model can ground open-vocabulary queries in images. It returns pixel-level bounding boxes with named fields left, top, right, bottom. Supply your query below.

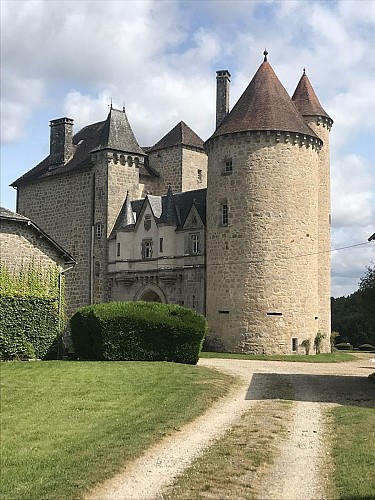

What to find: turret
left=205, top=52, right=326, bottom=354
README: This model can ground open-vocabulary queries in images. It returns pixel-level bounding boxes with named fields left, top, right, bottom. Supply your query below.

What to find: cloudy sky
left=1, top=0, right=374, bottom=297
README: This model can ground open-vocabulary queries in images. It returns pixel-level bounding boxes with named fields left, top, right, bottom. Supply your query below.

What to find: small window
left=117, top=242, right=121, bottom=257
left=142, top=239, right=153, bottom=259
left=144, top=214, right=151, bottom=231
left=159, top=237, right=163, bottom=253
left=197, top=169, right=203, bottom=182
left=292, top=338, right=298, bottom=352
left=192, top=295, right=195, bottom=309
left=225, top=159, right=233, bottom=173
left=221, top=204, right=229, bottom=225
left=95, top=223, right=103, bottom=239
left=191, top=234, right=200, bottom=254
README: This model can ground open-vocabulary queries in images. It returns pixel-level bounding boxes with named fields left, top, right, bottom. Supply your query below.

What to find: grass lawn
left=0, top=361, right=234, bottom=500
left=200, top=351, right=357, bottom=362
left=329, top=405, right=375, bottom=499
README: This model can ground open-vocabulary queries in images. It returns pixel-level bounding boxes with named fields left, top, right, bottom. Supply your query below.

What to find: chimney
left=49, top=117, right=74, bottom=166
left=216, top=70, right=231, bottom=129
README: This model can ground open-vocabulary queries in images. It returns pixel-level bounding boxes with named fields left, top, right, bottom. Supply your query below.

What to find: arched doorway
left=139, top=289, right=163, bottom=303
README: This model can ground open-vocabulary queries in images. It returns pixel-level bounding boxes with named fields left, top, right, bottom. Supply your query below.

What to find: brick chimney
left=49, top=117, right=74, bottom=166
left=216, top=70, right=230, bottom=129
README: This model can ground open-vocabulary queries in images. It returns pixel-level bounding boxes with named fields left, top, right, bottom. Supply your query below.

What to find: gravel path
left=84, top=354, right=375, bottom=500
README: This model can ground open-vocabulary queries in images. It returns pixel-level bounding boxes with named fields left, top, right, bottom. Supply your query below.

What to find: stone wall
left=0, top=220, right=64, bottom=271
left=181, top=147, right=208, bottom=192
left=16, top=168, right=93, bottom=316
left=205, top=130, right=324, bottom=354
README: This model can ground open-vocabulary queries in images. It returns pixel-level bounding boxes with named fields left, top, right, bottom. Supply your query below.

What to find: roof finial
left=123, top=100, right=126, bottom=112
left=110, top=98, right=113, bottom=110
left=263, top=48, right=268, bottom=62
left=303, top=67, right=306, bottom=75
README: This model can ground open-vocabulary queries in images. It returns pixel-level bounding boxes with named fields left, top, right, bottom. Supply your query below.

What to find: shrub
left=70, top=301, right=207, bottom=364
left=301, top=339, right=311, bottom=355
left=358, top=344, right=375, bottom=352
left=335, top=342, right=353, bottom=350
left=369, top=372, right=375, bottom=382
left=314, top=331, right=326, bottom=354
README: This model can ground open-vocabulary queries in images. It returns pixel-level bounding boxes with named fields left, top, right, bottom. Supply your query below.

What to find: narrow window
left=159, top=237, right=163, bottom=253
left=292, top=338, right=298, bottom=352
left=191, top=234, right=200, bottom=254
left=142, top=239, right=153, bottom=259
left=225, top=159, right=233, bottom=173
left=192, top=295, right=195, bottom=308
left=197, top=169, right=203, bottom=182
left=117, top=242, right=121, bottom=257
left=221, top=204, right=229, bottom=225
left=95, top=223, right=103, bottom=239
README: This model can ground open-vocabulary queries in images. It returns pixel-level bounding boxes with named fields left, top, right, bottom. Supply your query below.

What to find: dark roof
left=112, top=188, right=206, bottom=237
left=11, top=108, right=147, bottom=187
left=292, top=72, right=332, bottom=120
left=0, top=207, right=76, bottom=264
left=147, top=121, right=205, bottom=152
left=93, top=107, right=144, bottom=155
left=209, top=59, right=318, bottom=141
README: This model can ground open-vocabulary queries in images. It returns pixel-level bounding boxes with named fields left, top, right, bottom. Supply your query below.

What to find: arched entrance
left=134, top=283, right=167, bottom=304
left=139, top=289, right=163, bottom=303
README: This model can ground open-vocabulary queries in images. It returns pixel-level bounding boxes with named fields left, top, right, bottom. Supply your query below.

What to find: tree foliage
left=331, top=264, right=375, bottom=347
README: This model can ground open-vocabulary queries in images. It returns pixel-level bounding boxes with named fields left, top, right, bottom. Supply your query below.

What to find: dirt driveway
left=85, top=354, right=375, bottom=500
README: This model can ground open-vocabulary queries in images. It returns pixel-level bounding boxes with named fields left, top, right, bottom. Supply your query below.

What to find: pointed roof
left=93, top=107, right=144, bottom=155
left=292, top=71, right=332, bottom=120
left=148, top=121, right=205, bottom=152
left=209, top=58, right=318, bottom=140
left=111, top=191, right=135, bottom=234
left=159, top=185, right=178, bottom=225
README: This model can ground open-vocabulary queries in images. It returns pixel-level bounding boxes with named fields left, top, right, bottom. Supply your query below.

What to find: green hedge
left=70, top=301, right=207, bottom=364
left=0, top=296, right=59, bottom=360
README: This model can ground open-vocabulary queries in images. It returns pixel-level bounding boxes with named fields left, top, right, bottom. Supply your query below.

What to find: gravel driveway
left=85, top=354, right=375, bottom=500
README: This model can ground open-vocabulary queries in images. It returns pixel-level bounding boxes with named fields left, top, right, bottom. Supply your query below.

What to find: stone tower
left=205, top=53, right=331, bottom=354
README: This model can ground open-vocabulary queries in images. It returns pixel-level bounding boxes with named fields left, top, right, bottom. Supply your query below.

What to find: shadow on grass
left=245, top=372, right=375, bottom=409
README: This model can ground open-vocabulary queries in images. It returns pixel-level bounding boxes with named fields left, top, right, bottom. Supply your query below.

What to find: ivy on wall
left=0, top=262, right=63, bottom=360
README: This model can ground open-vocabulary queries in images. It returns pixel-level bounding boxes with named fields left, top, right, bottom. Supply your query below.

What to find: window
left=142, top=239, right=153, bottom=259
left=225, top=159, right=233, bottom=173
left=159, top=237, right=163, bottom=253
left=292, top=338, right=298, bottom=352
left=117, top=242, right=121, bottom=257
left=144, top=214, right=151, bottom=231
left=191, top=234, right=200, bottom=254
left=221, top=204, right=229, bottom=225
left=197, top=169, right=203, bottom=182
left=95, top=223, right=103, bottom=239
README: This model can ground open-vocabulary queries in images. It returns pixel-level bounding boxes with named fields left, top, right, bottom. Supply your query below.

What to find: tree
left=359, top=264, right=375, bottom=344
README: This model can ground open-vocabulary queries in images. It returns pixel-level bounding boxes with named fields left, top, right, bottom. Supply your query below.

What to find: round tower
left=292, top=71, right=333, bottom=351
left=205, top=53, right=325, bottom=354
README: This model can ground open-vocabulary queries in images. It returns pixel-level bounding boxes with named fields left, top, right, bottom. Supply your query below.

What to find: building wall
left=16, top=169, right=93, bottom=316
left=305, top=116, right=332, bottom=352
left=0, top=220, right=64, bottom=272
left=205, top=130, right=323, bottom=354
left=181, top=147, right=208, bottom=192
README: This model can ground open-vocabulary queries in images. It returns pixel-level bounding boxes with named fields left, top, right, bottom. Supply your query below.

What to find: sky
left=1, top=0, right=374, bottom=297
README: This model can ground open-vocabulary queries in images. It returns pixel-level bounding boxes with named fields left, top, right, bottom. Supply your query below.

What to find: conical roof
left=148, top=121, right=204, bottom=152
left=94, top=107, right=144, bottom=155
left=209, top=57, right=318, bottom=140
left=292, top=71, right=332, bottom=120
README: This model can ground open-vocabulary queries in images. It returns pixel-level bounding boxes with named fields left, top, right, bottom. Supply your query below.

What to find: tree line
left=331, top=265, right=375, bottom=347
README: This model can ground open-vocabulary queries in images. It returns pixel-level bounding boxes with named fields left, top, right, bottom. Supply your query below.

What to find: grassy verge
left=0, top=361, right=235, bottom=500
left=200, top=351, right=357, bottom=362
left=162, top=374, right=293, bottom=500
left=329, top=405, right=375, bottom=499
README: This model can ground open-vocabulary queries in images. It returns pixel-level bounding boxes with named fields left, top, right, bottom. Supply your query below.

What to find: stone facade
left=12, top=55, right=332, bottom=355
left=0, top=208, right=75, bottom=273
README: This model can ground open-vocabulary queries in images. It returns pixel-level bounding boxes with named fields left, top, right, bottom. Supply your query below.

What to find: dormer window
left=144, top=214, right=151, bottom=231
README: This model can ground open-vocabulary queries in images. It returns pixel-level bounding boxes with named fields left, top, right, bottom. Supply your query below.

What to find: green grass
left=200, top=351, right=356, bottom=362
left=330, top=405, right=375, bottom=499
left=0, top=361, right=234, bottom=500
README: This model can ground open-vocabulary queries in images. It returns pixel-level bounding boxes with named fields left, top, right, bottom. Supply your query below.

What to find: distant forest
left=331, top=265, right=375, bottom=347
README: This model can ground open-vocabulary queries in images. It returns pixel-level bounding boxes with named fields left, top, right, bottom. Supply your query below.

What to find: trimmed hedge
left=335, top=342, right=353, bottom=350
left=70, top=301, right=207, bottom=364
left=0, top=296, right=59, bottom=360
left=358, top=344, right=375, bottom=352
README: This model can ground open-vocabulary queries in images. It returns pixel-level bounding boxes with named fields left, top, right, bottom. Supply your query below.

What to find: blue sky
left=1, top=0, right=374, bottom=297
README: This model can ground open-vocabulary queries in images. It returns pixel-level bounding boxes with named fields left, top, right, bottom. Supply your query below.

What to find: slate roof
left=147, top=121, right=205, bottom=152
left=11, top=108, right=150, bottom=187
left=292, top=71, right=332, bottom=121
left=0, top=207, right=76, bottom=264
left=209, top=58, right=318, bottom=141
left=111, top=188, right=206, bottom=238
